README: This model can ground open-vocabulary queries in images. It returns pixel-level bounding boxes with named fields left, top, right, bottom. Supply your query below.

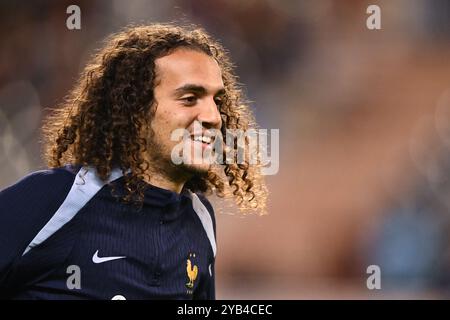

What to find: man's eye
left=214, top=97, right=223, bottom=107
left=181, top=96, right=197, bottom=105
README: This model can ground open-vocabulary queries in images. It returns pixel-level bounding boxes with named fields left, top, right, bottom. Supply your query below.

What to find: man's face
left=149, top=48, right=224, bottom=177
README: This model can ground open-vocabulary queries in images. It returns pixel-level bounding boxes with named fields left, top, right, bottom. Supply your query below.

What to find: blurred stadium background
left=1, top=0, right=450, bottom=299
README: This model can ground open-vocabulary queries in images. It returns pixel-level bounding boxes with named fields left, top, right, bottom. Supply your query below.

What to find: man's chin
left=179, top=163, right=211, bottom=177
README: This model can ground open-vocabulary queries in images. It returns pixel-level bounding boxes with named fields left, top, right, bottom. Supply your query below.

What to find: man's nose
left=197, top=98, right=222, bottom=129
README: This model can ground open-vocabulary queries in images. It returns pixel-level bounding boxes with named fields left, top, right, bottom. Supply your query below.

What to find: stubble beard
left=146, top=135, right=209, bottom=184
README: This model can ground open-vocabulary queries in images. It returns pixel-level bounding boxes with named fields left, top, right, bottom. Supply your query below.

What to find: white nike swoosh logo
left=92, top=250, right=126, bottom=264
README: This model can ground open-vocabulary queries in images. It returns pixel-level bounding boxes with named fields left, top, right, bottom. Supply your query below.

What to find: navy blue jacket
left=0, top=166, right=216, bottom=300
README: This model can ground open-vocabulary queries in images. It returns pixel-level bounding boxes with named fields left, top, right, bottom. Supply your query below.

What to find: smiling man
left=149, top=48, right=224, bottom=187
left=0, top=24, right=267, bottom=299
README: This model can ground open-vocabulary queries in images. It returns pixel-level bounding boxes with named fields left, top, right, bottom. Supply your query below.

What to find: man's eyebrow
left=174, top=84, right=225, bottom=96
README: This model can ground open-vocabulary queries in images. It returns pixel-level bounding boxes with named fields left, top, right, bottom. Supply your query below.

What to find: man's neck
left=143, top=152, right=192, bottom=194
left=143, top=158, right=192, bottom=194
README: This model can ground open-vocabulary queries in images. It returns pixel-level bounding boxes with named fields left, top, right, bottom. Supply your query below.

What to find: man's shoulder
left=0, top=166, right=81, bottom=277
left=0, top=165, right=79, bottom=222
left=11, top=165, right=78, bottom=189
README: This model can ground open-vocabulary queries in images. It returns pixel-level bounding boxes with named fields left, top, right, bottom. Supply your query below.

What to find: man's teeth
left=192, top=136, right=212, bottom=144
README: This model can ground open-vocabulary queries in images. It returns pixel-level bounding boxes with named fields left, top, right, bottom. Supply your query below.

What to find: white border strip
left=189, top=191, right=217, bottom=258
left=22, top=167, right=123, bottom=256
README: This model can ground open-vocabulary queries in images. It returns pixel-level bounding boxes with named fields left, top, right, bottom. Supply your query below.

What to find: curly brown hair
left=42, top=24, right=268, bottom=214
